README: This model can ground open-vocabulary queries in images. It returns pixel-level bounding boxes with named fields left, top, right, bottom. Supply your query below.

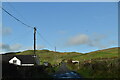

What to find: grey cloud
left=10, top=44, right=22, bottom=51
left=67, top=34, right=89, bottom=46
left=0, top=43, right=22, bottom=51
left=66, top=33, right=108, bottom=49
left=0, top=43, right=10, bottom=51
left=88, top=34, right=107, bottom=48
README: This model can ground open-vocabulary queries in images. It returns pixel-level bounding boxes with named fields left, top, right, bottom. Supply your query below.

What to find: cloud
left=0, top=43, right=10, bottom=51
left=10, top=44, right=22, bottom=51
left=66, top=33, right=108, bottom=49
left=87, top=34, right=107, bottom=48
left=0, top=27, right=12, bottom=36
left=0, top=43, right=22, bottom=51
left=0, top=43, right=46, bottom=53
left=67, top=34, right=89, bottom=46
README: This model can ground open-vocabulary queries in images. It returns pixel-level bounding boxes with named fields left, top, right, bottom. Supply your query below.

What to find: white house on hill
left=9, top=57, right=21, bottom=65
left=2, top=55, right=39, bottom=66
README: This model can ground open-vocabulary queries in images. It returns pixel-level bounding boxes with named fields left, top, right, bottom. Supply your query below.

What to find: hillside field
left=14, top=47, right=119, bottom=65
left=2, top=47, right=120, bottom=78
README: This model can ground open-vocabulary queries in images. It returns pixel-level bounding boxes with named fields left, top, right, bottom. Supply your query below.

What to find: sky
left=1, top=0, right=120, bottom=2
left=1, top=2, right=118, bottom=53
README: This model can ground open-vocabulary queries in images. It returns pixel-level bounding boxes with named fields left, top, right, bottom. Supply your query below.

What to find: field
left=15, top=47, right=119, bottom=65
left=3, top=47, right=119, bottom=78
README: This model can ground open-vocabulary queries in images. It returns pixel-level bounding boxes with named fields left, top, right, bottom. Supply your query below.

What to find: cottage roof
left=2, top=55, right=36, bottom=64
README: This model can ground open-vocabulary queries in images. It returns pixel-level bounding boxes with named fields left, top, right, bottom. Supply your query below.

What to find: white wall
left=21, top=64, right=34, bottom=66
left=9, top=57, right=35, bottom=66
left=72, top=60, right=79, bottom=63
left=9, top=57, right=21, bottom=65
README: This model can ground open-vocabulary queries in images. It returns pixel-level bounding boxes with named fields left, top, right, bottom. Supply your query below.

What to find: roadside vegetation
left=3, top=47, right=119, bottom=78
left=67, top=58, right=119, bottom=78
left=15, top=47, right=119, bottom=64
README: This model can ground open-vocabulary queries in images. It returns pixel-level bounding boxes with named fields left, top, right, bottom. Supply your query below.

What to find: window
left=13, top=60, right=17, bottom=64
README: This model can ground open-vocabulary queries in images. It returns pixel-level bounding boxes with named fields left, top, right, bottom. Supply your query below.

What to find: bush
left=76, top=58, right=119, bottom=78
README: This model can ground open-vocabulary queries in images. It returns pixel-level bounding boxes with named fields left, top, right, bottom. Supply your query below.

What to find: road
left=53, top=62, right=81, bottom=79
left=55, top=62, right=70, bottom=74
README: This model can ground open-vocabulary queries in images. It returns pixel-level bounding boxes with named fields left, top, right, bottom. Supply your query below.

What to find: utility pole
left=55, top=46, right=56, bottom=52
left=34, top=27, right=36, bottom=56
left=33, top=27, right=40, bottom=65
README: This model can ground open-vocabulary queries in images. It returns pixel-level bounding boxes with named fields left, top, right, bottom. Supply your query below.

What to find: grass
left=14, top=47, right=119, bottom=65
left=3, top=47, right=119, bottom=78
left=67, top=58, right=119, bottom=78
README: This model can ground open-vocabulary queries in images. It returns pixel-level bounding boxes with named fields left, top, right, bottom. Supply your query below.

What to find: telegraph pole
left=55, top=46, right=56, bottom=52
left=34, top=27, right=36, bottom=56
left=34, top=27, right=40, bottom=65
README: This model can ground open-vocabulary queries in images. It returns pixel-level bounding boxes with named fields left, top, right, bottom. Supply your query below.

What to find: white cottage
left=72, top=60, right=79, bottom=64
left=9, top=57, right=21, bottom=65
left=2, top=55, right=39, bottom=66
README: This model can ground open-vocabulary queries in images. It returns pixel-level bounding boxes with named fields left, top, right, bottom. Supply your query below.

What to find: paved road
left=53, top=62, right=81, bottom=79
left=55, top=62, right=70, bottom=74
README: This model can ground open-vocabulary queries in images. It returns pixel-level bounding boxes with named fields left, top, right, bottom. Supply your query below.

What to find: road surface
left=53, top=62, right=81, bottom=79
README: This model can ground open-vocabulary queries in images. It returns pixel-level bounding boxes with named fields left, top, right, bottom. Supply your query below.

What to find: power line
left=36, top=30, right=53, bottom=48
left=5, top=1, right=32, bottom=27
left=2, top=7, right=34, bottom=29
left=2, top=6, right=54, bottom=50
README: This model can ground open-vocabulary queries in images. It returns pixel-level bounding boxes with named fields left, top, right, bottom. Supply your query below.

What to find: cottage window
left=13, top=60, right=17, bottom=64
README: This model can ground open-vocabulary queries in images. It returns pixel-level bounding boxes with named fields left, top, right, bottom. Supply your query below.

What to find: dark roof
left=2, top=55, right=36, bottom=64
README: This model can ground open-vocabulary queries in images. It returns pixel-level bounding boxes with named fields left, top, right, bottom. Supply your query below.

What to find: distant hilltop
left=2, top=47, right=119, bottom=64
left=3, top=47, right=119, bottom=55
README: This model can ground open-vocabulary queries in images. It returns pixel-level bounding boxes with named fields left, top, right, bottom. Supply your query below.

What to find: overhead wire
left=5, top=1, right=33, bottom=27
left=36, top=30, right=53, bottom=48
left=2, top=6, right=54, bottom=50
left=2, top=2, right=56, bottom=50
left=2, top=7, right=34, bottom=29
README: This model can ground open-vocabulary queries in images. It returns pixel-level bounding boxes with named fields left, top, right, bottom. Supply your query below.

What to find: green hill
left=73, top=47, right=119, bottom=61
left=16, top=49, right=83, bottom=64
left=14, top=47, right=119, bottom=64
